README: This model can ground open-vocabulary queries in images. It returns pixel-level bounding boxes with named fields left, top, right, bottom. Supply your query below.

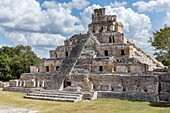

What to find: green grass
left=0, top=89, right=170, bottom=113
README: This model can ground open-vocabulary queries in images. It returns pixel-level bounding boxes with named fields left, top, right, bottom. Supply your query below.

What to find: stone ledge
left=98, top=91, right=159, bottom=102
left=3, top=87, right=44, bottom=93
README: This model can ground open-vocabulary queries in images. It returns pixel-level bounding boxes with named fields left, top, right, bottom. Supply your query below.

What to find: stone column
left=37, top=81, right=40, bottom=87
left=33, top=80, right=36, bottom=87
left=19, top=81, right=22, bottom=87
left=23, top=81, right=26, bottom=87
left=41, top=81, right=45, bottom=87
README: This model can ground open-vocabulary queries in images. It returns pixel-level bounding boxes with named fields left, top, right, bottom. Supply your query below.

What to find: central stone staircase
left=24, top=90, right=83, bottom=102
left=48, top=34, right=90, bottom=90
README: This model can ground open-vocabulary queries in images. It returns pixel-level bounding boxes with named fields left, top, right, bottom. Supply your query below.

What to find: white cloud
left=5, top=32, right=66, bottom=58
left=133, top=0, right=170, bottom=12
left=5, top=32, right=65, bottom=47
left=0, top=0, right=87, bottom=58
left=41, top=6, right=84, bottom=35
left=0, top=0, right=44, bottom=32
left=63, top=0, right=90, bottom=10
left=0, top=0, right=85, bottom=35
left=110, top=1, right=127, bottom=8
left=42, top=0, right=90, bottom=10
left=133, top=0, right=170, bottom=28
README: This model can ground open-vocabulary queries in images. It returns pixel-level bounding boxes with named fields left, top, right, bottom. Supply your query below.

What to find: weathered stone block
left=25, top=80, right=36, bottom=88
left=9, top=80, right=19, bottom=87
left=159, top=74, right=170, bottom=82
left=44, top=81, right=51, bottom=88
left=63, top=86, right=81, bottom=92
left=159, top=92, right=170, bottom=101
left=125, top=85, right=138, bottom=93
left=161, top=82, right=170, bottom=92
left=113, top=84, right=123, bottom=92
left=98, top=84, right=111, bottom=91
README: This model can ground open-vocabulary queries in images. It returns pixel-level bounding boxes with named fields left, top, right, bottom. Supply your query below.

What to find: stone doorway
left=64, top=79, right=71, bottom=88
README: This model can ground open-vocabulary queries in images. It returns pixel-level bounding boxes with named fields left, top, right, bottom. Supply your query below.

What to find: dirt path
left=0, top=106, right=38, bottom=113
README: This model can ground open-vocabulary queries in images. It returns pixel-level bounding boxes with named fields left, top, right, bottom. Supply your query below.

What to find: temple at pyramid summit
left=4, top=8, right=170, bottom=102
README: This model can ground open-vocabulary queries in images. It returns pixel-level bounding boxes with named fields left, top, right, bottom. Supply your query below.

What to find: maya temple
left=4, top=8, right=170, bottom=102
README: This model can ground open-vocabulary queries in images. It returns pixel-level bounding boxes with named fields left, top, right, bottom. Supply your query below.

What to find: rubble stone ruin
left=4, top=8, right=170, bottom=102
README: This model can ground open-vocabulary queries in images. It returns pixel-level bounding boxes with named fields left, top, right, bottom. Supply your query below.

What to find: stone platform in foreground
left=24, top=90, right=98, bottom=102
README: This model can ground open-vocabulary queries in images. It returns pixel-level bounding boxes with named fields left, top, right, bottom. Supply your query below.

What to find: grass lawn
left=0, top=89, right=170, bottom=113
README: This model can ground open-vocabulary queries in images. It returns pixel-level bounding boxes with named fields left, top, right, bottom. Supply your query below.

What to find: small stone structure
left=4, top=8, right=170, bottom=102
left=0, top=81, right=8, bottom=88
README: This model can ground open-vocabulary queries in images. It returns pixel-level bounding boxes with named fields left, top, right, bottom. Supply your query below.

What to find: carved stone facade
left=30, top=8, right=164, bottom=74
left=5, top=8, right=170, bottom=102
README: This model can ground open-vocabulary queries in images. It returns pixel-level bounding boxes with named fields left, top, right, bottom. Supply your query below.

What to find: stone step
left=24, top=90, right=83, bottom=102
left=32, top=90, right=83, bottom=94
left=24, top=95, right=80, bottom=102
left=27, top=93, right=81, bottom=99
left=31, top=91, right=82, bottom=96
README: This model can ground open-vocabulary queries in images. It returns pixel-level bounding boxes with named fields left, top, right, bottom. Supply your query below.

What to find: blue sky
left=0, top=0, right=170, bottom=58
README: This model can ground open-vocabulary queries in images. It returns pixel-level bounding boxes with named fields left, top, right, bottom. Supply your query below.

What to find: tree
left=149, top=26, right=170, bottom=66
left=0, top=45, right=40, bottom=81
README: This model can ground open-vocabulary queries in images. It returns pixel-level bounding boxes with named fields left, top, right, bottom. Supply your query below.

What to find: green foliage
left=0, top=45, right=40, bottom=81
left=149, top=26, right=170, bottom=66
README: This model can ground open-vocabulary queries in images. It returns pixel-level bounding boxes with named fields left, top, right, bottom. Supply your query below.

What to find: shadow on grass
left=149, top=102, right=170, bottom=107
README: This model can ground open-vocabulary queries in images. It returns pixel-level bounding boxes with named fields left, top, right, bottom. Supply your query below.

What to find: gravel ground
left=0, top=106, right=38, bottom=113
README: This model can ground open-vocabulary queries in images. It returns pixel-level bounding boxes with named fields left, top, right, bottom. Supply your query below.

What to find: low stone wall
left=89, top=74, right=158, bottom=94
left=98, top=91, right=159, bottom=102
left=8, top=73, right=52, bottom=89
left=4, top=71, right=170, bottom=102
left=20, top=73, right=52, bottom=81
left=8, top=79, right=50, bottom=89
left=71, top=74, right=159, bottom=101
left=3, top=87, right=44, bottom=93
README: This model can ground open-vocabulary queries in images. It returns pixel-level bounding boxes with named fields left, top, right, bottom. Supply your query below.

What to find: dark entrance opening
left=104, top=50, right=108, bottom=56
left=109, top=37, right=115, bottom=43
left=109, top=37, right=112, bottom=43
left=112, top=36, right=115, bottom=43
left=100, top=27, right=104, bottom=32
left=46, top=66, right=49, bottom=72
left=64, top=79, right=71, bottom=88
left=93, top=29, right=95, bottom=33
left=66, top=52, right=68, bottom=57
left=56, top=66, right=59, bottom=70
left=121, top=50, right=125, bottom=55
left=99, top=66, right=103, bottom=72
